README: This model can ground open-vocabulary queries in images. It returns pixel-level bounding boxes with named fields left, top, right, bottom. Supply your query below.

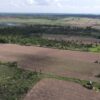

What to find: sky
left=0, top=0, right=100, bottom=14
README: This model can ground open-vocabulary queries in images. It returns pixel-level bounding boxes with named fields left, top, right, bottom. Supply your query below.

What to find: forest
left=0, top=24, right=100, bottom=52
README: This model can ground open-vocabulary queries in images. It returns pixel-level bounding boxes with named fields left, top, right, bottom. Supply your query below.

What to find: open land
left=1, top=17, right=100, bottom=29
left=0, top=14, right=100, bottom=100
left=24, top=79, right=100, bottom=100
left=0, top=44, right=100, bottom=82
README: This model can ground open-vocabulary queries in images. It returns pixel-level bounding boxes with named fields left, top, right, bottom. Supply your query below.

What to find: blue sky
left=0, top=0, right=100, bottom=14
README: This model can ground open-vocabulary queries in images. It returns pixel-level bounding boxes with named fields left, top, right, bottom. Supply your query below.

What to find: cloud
left=35, top=0, right=50, bottom=5
left=26, top=0, right=36, bottom=5
left=19, top=0, right=100, bottom=13
left=0, top=0, right=100, bottom=14
left=10, top=0, right=26, bottom=7
left=26, top=0, right=50, bottom=5
left=25, top=0, right=65, bottom=7
left=10, top=2, right=20, bottom=7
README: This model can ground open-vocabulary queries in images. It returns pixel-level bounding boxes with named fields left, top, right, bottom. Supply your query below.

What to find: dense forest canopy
left=0, top=25, right=100, bottom=39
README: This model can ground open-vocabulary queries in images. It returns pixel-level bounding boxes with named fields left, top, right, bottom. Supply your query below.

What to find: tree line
left=0, top=25, right=100, bottom=38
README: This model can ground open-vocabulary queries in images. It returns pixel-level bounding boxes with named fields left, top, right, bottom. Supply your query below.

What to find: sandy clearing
left=24, top=79, right=100, bottom=100
left=0, top=44, right=100, bottom=81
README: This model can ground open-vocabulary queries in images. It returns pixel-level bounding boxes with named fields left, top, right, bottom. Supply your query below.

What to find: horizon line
left=0, top=12, right=100, bottom=15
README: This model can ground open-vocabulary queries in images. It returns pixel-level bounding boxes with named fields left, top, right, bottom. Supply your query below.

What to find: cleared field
left=0, top=18, right=58, bottom=25
left=0, top=17, right=100, bottom=28
left=59, top=17, right=100, bottom=29
left=24, top=78, right=100, bottom=100
left=0, top=44, right=100, bottom=82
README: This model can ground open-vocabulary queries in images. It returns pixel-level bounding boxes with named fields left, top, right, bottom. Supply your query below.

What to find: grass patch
left=89, top=46, right=100, bottom=52
left=0, top=61, right=41, bottom=100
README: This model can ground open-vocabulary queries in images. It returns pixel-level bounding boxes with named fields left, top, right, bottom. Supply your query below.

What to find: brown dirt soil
left=0, top=44, right=100, bottom=81
left=24, top=79, right=100, bottom=100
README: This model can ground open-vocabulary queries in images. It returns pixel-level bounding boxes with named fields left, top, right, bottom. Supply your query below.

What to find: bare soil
left=0, top=44, right=100, bottom=81
left=24, top=79, right=100, bottom=100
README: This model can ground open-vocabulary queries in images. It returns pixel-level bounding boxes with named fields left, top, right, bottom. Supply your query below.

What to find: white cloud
left=10, top=1, right=20, bottom=7
left=0, top=0, right=100, bottom=14
left=25, top=0, right=66, bottom=7
left=26, top=0, right=36, bottom=5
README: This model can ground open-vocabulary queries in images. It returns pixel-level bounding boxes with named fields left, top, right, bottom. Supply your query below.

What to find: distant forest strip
left=0, top=25, right=100, bottom=52
left=1, top=13, right=100, bottom=19
left=0, top=25, right=100, bottom=39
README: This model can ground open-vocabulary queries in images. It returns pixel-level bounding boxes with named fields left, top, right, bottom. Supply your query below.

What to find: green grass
left=89, top=46, right=100, bottom=52
left=0, top=61, right=41, bottom=100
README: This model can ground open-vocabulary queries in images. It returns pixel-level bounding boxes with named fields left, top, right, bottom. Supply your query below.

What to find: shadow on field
left=18, top=54, right=57, bottom=72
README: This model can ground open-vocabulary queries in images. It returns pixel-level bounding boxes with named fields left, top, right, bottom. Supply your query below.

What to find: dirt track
left=24, top=79, right=100, bottom=100
left=0, top=44, right=100, bottom=81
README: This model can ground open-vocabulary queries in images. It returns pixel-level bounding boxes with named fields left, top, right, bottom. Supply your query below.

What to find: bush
left=0, top=38, right=8, bottom=43
left=95, top=74, right=100, bottom=78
